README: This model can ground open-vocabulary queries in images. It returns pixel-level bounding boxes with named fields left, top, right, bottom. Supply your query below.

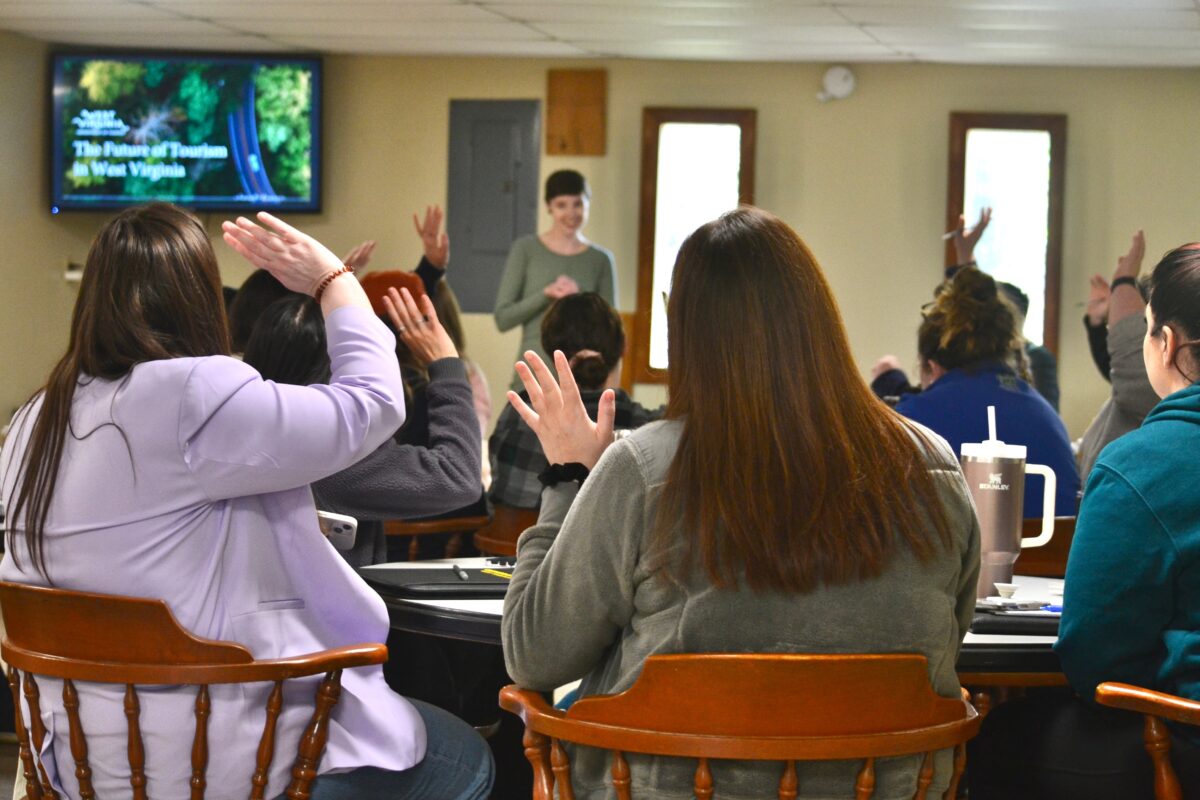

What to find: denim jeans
left=274, top=698, right=495, bottom=800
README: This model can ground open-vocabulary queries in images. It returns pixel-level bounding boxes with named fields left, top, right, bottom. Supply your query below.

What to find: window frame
left=946, top=111, right=1067, bottom=355
left=632, top=107, right=757, bottom=385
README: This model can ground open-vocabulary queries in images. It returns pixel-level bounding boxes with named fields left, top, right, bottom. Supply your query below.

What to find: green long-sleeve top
left=493, top=235, right=616, bottom=388
left=1057, top=382, right=1200, bottom=740
left=502, top=419, right=981, bottom=799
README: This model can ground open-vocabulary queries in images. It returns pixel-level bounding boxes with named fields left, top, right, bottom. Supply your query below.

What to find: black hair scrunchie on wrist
left=538, top=462, right=590, bottom=488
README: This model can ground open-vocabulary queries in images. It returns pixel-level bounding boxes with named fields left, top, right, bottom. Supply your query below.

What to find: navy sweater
left=894, top=363, right=1080, bottom=518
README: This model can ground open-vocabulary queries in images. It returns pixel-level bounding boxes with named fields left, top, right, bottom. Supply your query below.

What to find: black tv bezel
left=48, top=48, right=324, bottom=215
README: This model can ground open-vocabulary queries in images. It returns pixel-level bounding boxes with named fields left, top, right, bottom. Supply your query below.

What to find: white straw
left=988, top=405, right=997, bottom=441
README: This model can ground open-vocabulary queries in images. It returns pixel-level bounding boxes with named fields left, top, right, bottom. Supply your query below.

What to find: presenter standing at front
left=494, top=170, right=616, bottom=389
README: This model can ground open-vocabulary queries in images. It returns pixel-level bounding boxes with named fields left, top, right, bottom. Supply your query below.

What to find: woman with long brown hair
left=501, top=207, right=980, bottom=798
left=0, top=204, right=492, bottom=800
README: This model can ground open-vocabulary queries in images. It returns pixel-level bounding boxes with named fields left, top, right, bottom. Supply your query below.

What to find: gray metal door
left=446, top=100, right=541, bottom=313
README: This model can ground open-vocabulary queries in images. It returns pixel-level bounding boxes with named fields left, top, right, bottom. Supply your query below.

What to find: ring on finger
left=397, top=325, right=407, bottom=334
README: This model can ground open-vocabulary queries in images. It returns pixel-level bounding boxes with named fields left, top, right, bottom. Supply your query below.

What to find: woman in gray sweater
left=243, top=286, right=481, bottom=566
left=501, top=207, right=980, bottom=799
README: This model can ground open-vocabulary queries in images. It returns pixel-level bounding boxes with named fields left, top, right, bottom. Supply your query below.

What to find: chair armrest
left=499, top=684, right=560, bottom=725
left=1096, top=682, right=1200, bottom=727
left=3, top=642, right=388, bottom=685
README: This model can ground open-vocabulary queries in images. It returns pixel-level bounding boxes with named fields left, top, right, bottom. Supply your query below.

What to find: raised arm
left=1105, top=232, right=1158, bottom=417
left=312, top=357, right=482, bottom=520
left=185, top=215, right=405, bottom=500
left=502, top=441, right=643, bottom=689
left=494, top=240, right=551, bottom=332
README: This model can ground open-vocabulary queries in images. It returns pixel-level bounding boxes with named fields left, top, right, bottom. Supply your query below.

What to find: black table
left=363, top=562, right=1065, bottom=798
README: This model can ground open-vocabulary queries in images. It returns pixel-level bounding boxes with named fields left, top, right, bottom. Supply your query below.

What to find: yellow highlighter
left=481, top=568, right=513, bottom=580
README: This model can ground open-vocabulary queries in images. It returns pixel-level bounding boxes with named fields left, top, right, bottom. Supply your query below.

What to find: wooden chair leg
left=945, top=743, right=967, bottom=800
left=62, top=680, right=95, bottom=799
left=24, top=674, right=60, bottom=799
left=287, top=671, right=343, bottom=800
left=8, top=668, right=43, bottom=800
left=778, top=760, right=798, bottom=800
left=522, top=729, right=553, bottom=800
left=550, top=739, right=575, bottom=800
left=1144, top=714, right=1182, bottom=800
left=855, top=757, right=876, bottom=799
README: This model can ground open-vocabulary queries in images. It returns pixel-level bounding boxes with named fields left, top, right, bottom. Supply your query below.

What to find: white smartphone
left=317, top=510, right=358, bottom=551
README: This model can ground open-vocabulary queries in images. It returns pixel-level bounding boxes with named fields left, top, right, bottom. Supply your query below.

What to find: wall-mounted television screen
left=50, top=51, right=321, bottom=213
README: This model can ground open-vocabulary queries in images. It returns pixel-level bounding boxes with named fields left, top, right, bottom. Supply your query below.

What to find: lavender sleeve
left=179, top=305, right=406, bottom=501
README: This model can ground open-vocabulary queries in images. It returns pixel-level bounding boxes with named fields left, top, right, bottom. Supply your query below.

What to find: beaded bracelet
left=313, top=264, right=355, bottom=303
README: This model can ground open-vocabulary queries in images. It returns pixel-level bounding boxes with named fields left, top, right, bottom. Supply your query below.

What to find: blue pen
left=1041, top=604, right=1063, bottom=613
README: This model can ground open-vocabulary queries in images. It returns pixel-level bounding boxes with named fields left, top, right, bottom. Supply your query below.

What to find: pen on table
left=453, top=565, right=470, bottom=581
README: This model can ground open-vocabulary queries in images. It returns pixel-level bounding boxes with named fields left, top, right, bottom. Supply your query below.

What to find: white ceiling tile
left=163, top=2, right=502, bottom=22
left=913, top=44, right=1200, bottom=67
left=2, top=16, right=230, bottom=35
left=872, top=25, right=1200, bottom=48
left=274, top=35, right=588, bottom=56
left=840, top=6, right=1200, bottom=29
left=30, top=30, right=286, bottom=50
left=0, top=0, right=1197, bottom=67
left=835, top=0, right=1194, bottom=8
left=497, top=3, right=845, bottom=25
left=0, top=2, right=178, bottom=19
left=585, top=39, right=906, bottom=61
left=232, top=19, right=544, bottom=40
left=538, top=22, right=874, bottom=44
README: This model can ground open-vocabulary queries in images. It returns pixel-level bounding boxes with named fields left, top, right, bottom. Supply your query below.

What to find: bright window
left=633, top=108, right=756, bottom=382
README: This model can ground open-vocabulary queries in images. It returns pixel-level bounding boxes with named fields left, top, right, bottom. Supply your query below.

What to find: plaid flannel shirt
left=488, top=388, right=662, bottom=509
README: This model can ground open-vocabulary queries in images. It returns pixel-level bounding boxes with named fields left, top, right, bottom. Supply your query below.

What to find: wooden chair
left=473, top=505, right=539, bottom=557
left=1013, top=516, right=1076, bottom=578
left=384, top=514, right=490, bottom=560
left=0, top=581, right=387, bottom=800
left=1096, top=682, right=1200, bottom=800
left=499, top=653, right=981, bottom=800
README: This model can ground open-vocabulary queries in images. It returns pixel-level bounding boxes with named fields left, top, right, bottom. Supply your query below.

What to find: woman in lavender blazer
left=0, top=204, right=492, bottom=800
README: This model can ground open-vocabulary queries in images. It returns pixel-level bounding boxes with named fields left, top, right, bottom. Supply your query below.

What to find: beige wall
left=4, top=29, right=1199, bottom=438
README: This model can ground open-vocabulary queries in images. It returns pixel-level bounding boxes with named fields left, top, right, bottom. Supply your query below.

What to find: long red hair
left=654, top=207, right=953, bottom=593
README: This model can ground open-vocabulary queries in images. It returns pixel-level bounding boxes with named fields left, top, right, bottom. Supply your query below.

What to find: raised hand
left=413, top=206, right=450, bottom=269
left=1113, top=229, right=1146, bottom=282
left=1086, top=274, right=1111, bottom=326
left=382, top=286, right=457, bottom=365
left=222, top=212, right=343, bottom=296
left=952, top=207, right=992, bottom=264
left=342, top=240, right=377, bottom=271
left=507, top=350, right=615, bottom=469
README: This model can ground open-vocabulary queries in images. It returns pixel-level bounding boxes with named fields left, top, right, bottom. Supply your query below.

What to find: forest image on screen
left=54, top=56, right=316, bottom=210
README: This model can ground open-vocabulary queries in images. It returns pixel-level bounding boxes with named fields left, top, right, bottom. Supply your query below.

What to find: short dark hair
left=540, top=293, right=624, bottom=390
left=228, top=269, right=292, bottom=352
left=243, top=294, right=330, bottom=386
left=997, top=281, right=1030, bottom=318
left=544, top=169, right=590, bottom=203
left=1147, top=243, right=1200, bottom=380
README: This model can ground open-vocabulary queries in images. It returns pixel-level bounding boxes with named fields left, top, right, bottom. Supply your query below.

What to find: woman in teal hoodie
left=970, top=243, right=1200, bottom=798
